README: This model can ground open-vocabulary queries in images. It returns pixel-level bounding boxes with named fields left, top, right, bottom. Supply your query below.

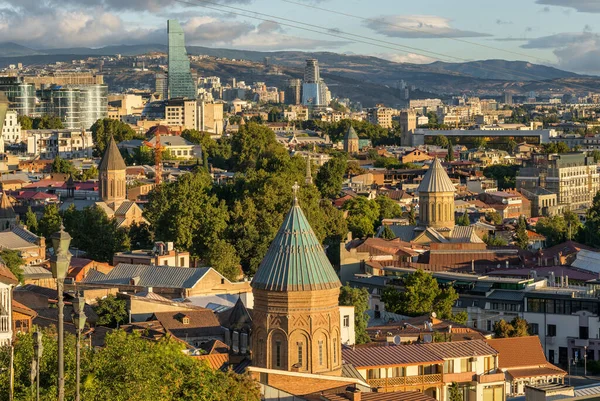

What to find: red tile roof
left=0, top=265, right=18, bottom=285
left=485, top=336, right=553, bottom=369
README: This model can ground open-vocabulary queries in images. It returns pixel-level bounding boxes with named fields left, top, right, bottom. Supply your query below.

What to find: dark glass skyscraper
left=167, top=20, right=196, bottom=99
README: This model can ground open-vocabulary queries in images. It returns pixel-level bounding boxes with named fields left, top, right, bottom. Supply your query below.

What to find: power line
left=171, top=0, right=598, bottom=93
left=282, top=0, right=555, bottom=65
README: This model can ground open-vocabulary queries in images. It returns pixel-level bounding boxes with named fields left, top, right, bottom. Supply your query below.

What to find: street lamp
left=50, top=225, right=72, bottom=401
left=71, top=296, right=87, bottom=401
left=33, top=331, right=43, bottom=401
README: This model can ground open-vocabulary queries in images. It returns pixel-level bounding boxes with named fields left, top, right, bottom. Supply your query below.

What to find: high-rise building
left=285, top=79, right=302, bottom=105
left=0, top=77, right=35, bottom=116
left=400, top=110, right=417, bottom=145
left=167, top=20, right=196, bottom=99
left=304, top=59, right=320, bottom=83
left=155, top=73, right=168, bottom=100
left=504, top=92, right=513, bottom=105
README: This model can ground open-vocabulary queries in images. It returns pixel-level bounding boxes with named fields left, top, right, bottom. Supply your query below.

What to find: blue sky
left=2, top=0, right=600, bottom=73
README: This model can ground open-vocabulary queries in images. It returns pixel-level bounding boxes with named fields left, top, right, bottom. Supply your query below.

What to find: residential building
left=167, top=19, right=197, bottom=99
left=152, top=309, right=225, bottom=348
left=402, top=148, right=432, bottom=164
left=37, top=84, right=109, bottom=129
left=26, top=129, right=94, bottom=159
left=516, top=152, right=600, bottom=212
left=146, top=135, right=200, bottom=160
left=486, top=336, right=565, bottom=397
left=198, top=101, right=224, bottom=134
left=0, top=264, right=17, bottom=346
left=2, top=110, right=21, bottom=144
left=285, top=79, right=302, bottom=105
left=367, top=105, right=396, bottom=129
left=302, top=59, right=328, bottom=106
left=0, top=226, right=46, bottom=265
left=113, top=242, right=191, bottom=267
left=0, top=77, right=36, bottom=116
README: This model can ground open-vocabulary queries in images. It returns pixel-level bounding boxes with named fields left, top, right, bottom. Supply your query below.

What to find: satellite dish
left=423, top=334, right=433, bottom=343
left=393, top=335, right=402, bottom=345
left=431, top=312, right=437, bottom=318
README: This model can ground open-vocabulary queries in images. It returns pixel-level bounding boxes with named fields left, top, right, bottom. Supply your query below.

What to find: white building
left=26, top=129, right=94, bottom=159
left=339, top=305, right=356, bottom=346
left=2, top=110, right=22, bottom=144
left=0, top=265, right=17, bottom=346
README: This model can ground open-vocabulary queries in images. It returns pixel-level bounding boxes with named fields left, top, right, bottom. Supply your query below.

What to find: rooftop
left=417, top=158, right=456, bottom=193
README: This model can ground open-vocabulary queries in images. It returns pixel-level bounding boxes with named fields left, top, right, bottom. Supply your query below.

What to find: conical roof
left=345, top=125, right=359, bottom=140
left=417, top=158, right=456, bottom=193
left=99, top=136, right=126, bottom=171
left=251, top=198, right=341, bottom=292
left=0, top=191, right=15, bottom=219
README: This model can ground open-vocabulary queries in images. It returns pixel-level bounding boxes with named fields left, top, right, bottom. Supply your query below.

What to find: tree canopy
left=483, top=165, right=520, bottom=190
left=339, top=284, right=371, bottom=344
left=0, top=249, right=24, bottom=283
left=493, top=317, right=530, bottom=338
left=315, top=154, right=347, bottom=199
left=94, top=295, right=128, bottom=327
left=90, top=118, right=141, bottom=156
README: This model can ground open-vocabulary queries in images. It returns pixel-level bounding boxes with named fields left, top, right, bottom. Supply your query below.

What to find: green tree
left=448, top=382, right=463, bottom=401
left=482, top=234, right=508, bottom=246
left=339, top=284, right=370, bottom=344
left=229, top=122, right=281, bottom=171
left=590, top=150, right=600, bottom=163
left=206, top=239, right=241, bottom=281
left=33, top=115, right=64, bottom=129
left=24, top=206, right=38, bottom=233
left=542, top=142, right=570, bottom=154
left=81, top=165, right=99, bottom=181
left=472, top=137, right=488, bottom=149
left=17, top=115, right=32, bottom=130
left=486, top=211, right=503, bottom=225
left=343, top=197, right=380, bottom=238
left=403, top=206, right=417, bottom=225
left=315, top=154, right=347, bottom=198
left=382, top=270, right=458, bottom=319
left=582, top=191, right=600, bottom=247
left=375, top=195, right=403, bottom=223
left=51, top=156, right=76, bottom=175
left=128, top=222, right=154, bottom=249
left=0, top=249, right=23, bottom=282
left=493, top=317, right=530, bottom=338
left=94, top=295, right=128, bottom=327
left=514, top=216, right=530, bottom=249
left=91, top=118, right=140, bottom=156
left=38, top=203, right=62, bottom=241
left=483, top=165, right=520, bottom=190
left=535, top=213, right=581, bottom=247
left=433, top=134, right=448, bottom=147
left=446, top=141, right=455, bottom=161
left=380, top=225, right=397, bottom=240
left=456, top=212, right=470, bottom=226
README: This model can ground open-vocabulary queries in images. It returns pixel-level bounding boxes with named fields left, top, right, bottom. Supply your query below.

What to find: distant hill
left=0, top=42, right=44, bottom=57
left=428, top=59, right=581, bottom=81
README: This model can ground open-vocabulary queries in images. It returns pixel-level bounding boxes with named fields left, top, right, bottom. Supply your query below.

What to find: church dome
left=417, top=158, right=455, bottom=193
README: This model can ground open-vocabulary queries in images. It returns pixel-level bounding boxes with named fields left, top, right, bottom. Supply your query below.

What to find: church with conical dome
left=251, top=183, right=343, bottom=375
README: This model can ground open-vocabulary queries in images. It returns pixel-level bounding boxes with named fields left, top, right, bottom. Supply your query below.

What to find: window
left=547, top=324, right=557, bottom=337
left=318, top=341, right=323, bottom=365
left=579, top=326, right=589, bottom=340
left=332, top=339, right=337, bottom=364
left=367, top=369, right=381, bottom=380
left=392, top=366, right=406, bottom=377
left=460, top=358, right=469, bottom=373
left=443, top=359, right=454, bottom=374
left=484, top=356, right=495, bottom=373
left=275, top=341, right=281, bottom=367
left=180, top=257, right=184, bottom=266
left=297, top=343, right=303, bottom=366
left=529, top=323, right=539, bottom=335
left=343, top=315, right=350, bottom=327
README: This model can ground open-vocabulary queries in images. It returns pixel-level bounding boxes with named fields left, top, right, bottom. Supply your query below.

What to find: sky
left=2, top=0, right=600, bottom=74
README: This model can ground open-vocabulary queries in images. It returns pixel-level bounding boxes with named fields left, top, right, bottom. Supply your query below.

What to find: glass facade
left=0, top=77, right=36, bottom=116
left=167, top=20, right=196, bottom=99
left=38, top=84, right=108, bottom=129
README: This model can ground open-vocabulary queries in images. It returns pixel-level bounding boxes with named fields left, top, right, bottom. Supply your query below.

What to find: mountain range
left=1, top=42, right=599, bottom=106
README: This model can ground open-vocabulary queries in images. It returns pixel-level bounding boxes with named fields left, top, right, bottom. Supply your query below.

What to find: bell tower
left=98, top=136, right=127, bottom=208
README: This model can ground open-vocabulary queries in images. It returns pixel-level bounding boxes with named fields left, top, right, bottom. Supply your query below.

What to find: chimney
left=346, top=388, right=361, bottom=401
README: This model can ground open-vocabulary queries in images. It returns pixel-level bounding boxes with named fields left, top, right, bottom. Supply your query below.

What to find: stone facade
left=252, top=288, right=342, bottom=375
left=419, top=191, right=455, bottom=230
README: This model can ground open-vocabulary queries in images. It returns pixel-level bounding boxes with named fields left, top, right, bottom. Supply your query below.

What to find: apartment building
left=516, top=152, right=600, bottom=212
left=164, top=98, right=224, bottom=134
left=400, top=110, right=417, bottom=146
left=26, top=129, right=93, bottom=159
left=2, top=110, right=22, bottom=144
left=366, top=105, right=396, bottom=128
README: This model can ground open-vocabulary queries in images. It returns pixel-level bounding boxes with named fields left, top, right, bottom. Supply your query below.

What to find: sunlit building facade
left=167, top=20, right=196, bottom=99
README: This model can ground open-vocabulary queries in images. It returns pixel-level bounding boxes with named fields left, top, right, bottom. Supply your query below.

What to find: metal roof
left=251, top=200, right=341, bottom=292
left=99, top=136, right=127, bottom=171
left=423, top=340, right=497, bottom=359
left=417, top=158, right=456, bottom=193
left=486, top=289, right=525, bottom=301
left=81, top=263, right=210, bottom=289
left=342, top=344, right=443, bottom=368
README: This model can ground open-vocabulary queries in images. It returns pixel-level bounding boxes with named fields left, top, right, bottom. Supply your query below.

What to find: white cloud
left=521, top=32, right=600, bottom=73
left=376, top=52, right=435, bottom=64
left=364, top=15, right=491, bottom=39
left=536, top=0, right=600, bottom=13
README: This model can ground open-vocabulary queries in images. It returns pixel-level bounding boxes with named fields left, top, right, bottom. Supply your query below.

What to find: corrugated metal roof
left=81, top=263, right=210, bottom=288
left=251, top=200, right=341, bottom=292
left=423, top=340, right=497, bottom=358
left=342, top=344, right=443, bottom=368
left=486, top=289, right=525, bottom=301
left=417, top=158, right=456, bottom=193
left=450, top=226, right=484, bottom=244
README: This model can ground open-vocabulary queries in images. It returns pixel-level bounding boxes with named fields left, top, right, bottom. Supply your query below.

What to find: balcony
left=367, top=374, right=442, bottom=388
left=443, top=372, right=475, bottom=384
left=477, top=373, right=505, bottom=384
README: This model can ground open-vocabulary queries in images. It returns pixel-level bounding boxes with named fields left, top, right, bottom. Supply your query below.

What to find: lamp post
left=71, top=296, right=86, bottom=401
left=33, top=331, right=43, bottom=401
left=49, top=225, right=72, bottom=401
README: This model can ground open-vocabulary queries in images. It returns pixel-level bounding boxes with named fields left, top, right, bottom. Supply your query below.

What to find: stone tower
left=98, top=136, right=127, bottom=208
left=343, top=126, right=359, bottom=153
left=0, top=191, right=17, bottom=230
left=418, top=158, right=456, bottom=230
left=251, top=184, right=342, bottom=375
